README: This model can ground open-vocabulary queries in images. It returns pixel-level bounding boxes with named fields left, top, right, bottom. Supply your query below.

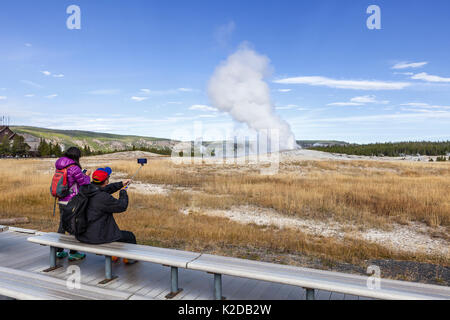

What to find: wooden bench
left=0, top=266, right=148, bottom=300
left=27, top=232, right=201, bottom=298
left=186, top=253, right=450, bottom=300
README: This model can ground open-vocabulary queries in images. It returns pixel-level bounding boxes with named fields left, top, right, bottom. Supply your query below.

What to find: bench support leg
left=43, top=246, right=62, bottom=272
left=305, top=288, right=315, bottom=300
left=214, top=273, right=226, bottom=300
left=165, top=267, right=183, bottom=299
left=99, top=256, right=117, bottom=284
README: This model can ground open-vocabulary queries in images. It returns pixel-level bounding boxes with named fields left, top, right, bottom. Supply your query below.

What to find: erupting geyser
left=207, top=45, right=298, bottom=151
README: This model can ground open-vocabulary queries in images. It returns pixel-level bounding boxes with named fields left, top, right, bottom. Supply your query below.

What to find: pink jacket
left=55, top=157, right=90, bottom=203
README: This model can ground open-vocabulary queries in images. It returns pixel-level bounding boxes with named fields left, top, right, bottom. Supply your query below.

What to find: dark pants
left=117, top=230, right=137, bottom=244
left=57, top=204, right=77, bottom=254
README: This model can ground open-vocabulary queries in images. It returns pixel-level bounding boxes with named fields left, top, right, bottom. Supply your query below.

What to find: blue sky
left=0, top=0, right=449, bottom=143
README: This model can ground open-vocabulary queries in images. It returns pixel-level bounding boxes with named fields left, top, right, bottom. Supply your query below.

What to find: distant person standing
left=54, top=147, right=90, bottom=261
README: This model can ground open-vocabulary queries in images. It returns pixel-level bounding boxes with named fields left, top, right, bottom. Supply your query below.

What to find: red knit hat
left=92, top=169, right=109, bottom=184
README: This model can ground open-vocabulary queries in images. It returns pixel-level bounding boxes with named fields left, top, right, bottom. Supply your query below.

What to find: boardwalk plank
left=271, top=284, right=297, bottom=300
left=137, top=267, right=172, bottom=297
left=218, top=275, right=251, bottom=300
left=173, top=269, right=204, bottom=300
left=286, top=286, right=306, bottom=300
left=0, top=266, right=133, bottom=300
left=257, top=281, right=285, bottom=300
left=330, top=291, right=345, bottom=300
left=184, top=273, right=215, bottom=300
left=247, top=280, right=275, bottom=300
left=315, top=290, right=332, bottom=300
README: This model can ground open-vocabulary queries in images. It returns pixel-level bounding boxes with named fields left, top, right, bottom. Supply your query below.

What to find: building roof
left=0, top=126, right=16, bottom=140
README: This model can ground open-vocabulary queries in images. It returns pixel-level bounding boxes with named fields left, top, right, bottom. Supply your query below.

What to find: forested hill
left=11, top=126, right=177, bottom=153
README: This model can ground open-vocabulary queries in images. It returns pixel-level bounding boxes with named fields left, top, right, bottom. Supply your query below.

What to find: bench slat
left=27, top=233, right=201, bottom=269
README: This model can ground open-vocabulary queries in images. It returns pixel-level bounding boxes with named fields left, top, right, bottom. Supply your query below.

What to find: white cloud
left=137, top=88, right=195, bottom=96
left=41, top=70, right=64, bottom=78
left=131, top=96, right=149, bottom=102
left=411, top=72, right=450, bottom=83
left=400, top=102, right=450, bottom=109
left=311, top=111, right=450, bottom=123
left=0, top=96, right=7, bottom=100
left=87, top=89, right=121, bottom=95
left=392, top=61, right=428, bottom=69
left=21, top=80, right=43, bottom=88
left=350, top=95, right=377, bottom=103
left=327, top=102, right=364, bottom=106
left=393, top=72, right=414, bottom=76
left=24, top=94, right=35, bottom=98
left=400, top=102, right=429, bottom=107
left=274, top=76, right=410, bottom=90
left=351, top=95, right=389, bottom=104
left=277, top=89, right=291, bottom=92
left=189, top=104, right=218, bottom=112
left=198, top=114, right=217, bottom=118
left=274, top=104, right=310, bottom=111
left=400, top=108, right=448, bottom=113
left=328, top=95, right=389, bottom=106
left=45, top=94, right=58, bottom=99
left=25, top=43, right=32, bottom=47
left=275, top=104, right=300, bottom=110
left=275, top=106, right=292, bottom=110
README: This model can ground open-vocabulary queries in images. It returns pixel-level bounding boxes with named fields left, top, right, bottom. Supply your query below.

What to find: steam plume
left=208, top=46, right=297, bottom=151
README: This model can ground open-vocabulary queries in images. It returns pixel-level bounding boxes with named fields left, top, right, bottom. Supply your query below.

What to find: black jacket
left=76, top=182, right=128, bottom=244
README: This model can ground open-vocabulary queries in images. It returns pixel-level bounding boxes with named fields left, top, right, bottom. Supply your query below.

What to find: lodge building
left=0, top=126, right=39, bottom=155
left=0, top=125, right=16, bottom=140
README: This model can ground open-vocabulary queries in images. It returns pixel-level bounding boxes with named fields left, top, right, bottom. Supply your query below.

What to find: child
left=54, top=147, right=90, bottom=261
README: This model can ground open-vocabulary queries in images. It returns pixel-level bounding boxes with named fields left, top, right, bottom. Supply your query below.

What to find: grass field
left=0, top=155, right=448, bottom=282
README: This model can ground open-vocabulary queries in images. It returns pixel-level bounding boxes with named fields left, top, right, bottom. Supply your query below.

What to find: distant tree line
left=113, top=145, right=172, bottom=156
left=0, top=135, right=30, bottom=157
left=131, top=145, right=172, bottom=156
left=37, top=138, right=63, bottom=157
left=310, top=141, right=450, bottom=157
left=81, top=145, right=93, bottom=156
left=431, top=156, right=449, bottom=162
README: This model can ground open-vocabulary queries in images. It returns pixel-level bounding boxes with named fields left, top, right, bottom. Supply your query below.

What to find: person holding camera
left=76, top=167, right=137, bottom=264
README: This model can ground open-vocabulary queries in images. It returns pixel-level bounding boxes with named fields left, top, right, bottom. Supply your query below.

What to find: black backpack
left=61, top=190, right=89, bottom=236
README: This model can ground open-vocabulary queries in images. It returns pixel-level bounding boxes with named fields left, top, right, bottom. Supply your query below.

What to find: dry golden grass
left=112, top=158, right=450, bottom=228
left=0, top=157, right=448, bottom=267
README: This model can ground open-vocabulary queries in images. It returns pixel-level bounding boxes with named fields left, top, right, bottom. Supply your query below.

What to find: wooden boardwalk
left=0, top=229, right=369, bottom=300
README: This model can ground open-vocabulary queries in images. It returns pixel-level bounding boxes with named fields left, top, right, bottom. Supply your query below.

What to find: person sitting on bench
left=77, top=167, right=137, bottom=264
